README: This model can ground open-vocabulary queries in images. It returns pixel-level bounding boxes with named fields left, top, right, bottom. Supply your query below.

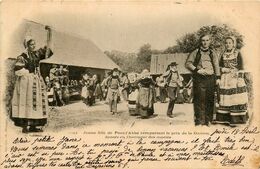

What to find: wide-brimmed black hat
left=112, top=68, right=119, bottom=72
left=84, top=70, right=91, bottom=76
left=169, top=62, right=178, bottom=66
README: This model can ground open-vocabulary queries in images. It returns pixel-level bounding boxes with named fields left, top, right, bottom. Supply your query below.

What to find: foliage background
left=5, top=24, right=253, bottom=116
left=106, top=24, right=244, bottom=73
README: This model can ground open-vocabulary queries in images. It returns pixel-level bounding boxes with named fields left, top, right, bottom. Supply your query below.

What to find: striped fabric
left=39, top=76, right=47, bottom=115
left=128, top=88, right=139, bottom=116
left=215, top=72, right=248, bottom=125
left=12, top=73, right=49, bottom=120
left=47, top=88, right=54, bottom=103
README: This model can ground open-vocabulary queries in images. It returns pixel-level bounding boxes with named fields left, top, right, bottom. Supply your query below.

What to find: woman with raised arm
left=12, top=26, right=53, bottom=133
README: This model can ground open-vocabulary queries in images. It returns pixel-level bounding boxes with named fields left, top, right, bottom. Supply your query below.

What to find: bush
left=4, top=58, right=16, bottom=117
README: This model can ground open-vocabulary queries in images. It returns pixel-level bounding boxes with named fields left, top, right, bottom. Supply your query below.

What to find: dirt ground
left=45, top=100, right=194, bottom=132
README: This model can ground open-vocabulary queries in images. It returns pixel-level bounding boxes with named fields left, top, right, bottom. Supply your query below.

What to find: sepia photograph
left=1, top=1, right=260, bottom=169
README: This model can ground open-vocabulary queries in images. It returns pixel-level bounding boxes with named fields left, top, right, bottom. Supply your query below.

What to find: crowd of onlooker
left=44, top=64, right=194, bottom=109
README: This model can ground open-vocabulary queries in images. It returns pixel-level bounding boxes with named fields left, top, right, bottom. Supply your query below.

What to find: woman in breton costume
left=215, top=36, right=249, bottom=127
left=45, top=76, right=55, bottom=106
left=136, top=69, right=156, bottom=119
left=121, top=73, right=130, bottom=101
left=127, top=73, right=139, bottom=116
left=155, top=75, right=167, bottom=103
left=81, top=72, right=95, bottom=106
left=175, top=74, right=185, bottom=104
left=101, top=72, right=111, bottom=101
left=93, top=74, right=103, bottom=102
left=12, top=28, right=53, bottom=133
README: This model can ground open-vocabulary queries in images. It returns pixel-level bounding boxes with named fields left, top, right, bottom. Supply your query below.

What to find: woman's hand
left=197, top=69, right=207, bottom=75
left=222, top=68, right=231, bottom=73
left=15, top=68, right=29, bottom=76
left=216, top=79, right=221, bottom=86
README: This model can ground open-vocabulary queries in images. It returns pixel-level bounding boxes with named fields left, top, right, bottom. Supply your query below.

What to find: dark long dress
left=136, top=77, right=156, bottom=118
left=94, top=80, right=103, bottom=101
left=81, top=77, right=95, bottom=106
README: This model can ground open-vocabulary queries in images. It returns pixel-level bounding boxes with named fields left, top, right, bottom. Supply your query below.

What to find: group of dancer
left=11, top=32, right=249, bottom=133
left=45, top=64, right=70, bottom=106
left=80, top=66, right=190, bottom=119
left=155, top=71, right=193, bottom=104
left=123, top=62, right=192, bottom=119
left=81, top=72, right=104, bottom=106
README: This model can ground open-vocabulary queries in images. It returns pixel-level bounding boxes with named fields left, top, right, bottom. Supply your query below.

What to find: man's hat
left=169, top=62, right=178, bottom=66
left=112, top=68, right=119, bottom=72
left=84, top=70, right=91, bottom=76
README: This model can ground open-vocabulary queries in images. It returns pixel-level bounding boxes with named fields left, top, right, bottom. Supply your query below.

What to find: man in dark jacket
left=185, top=34, right=220, bottom=126
left=163, top=62, right=182, bottom=118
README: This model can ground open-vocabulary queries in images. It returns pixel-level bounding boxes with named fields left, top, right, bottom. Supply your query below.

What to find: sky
left=2, top=1, right=260, bottom=59
left=34, top=6, right=221, bottom=53
left=34, top=12, right=220, bottom=53
left=2, top=2, right=226, bottom=53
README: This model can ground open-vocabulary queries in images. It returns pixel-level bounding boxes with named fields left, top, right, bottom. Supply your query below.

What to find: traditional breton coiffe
left=215, top=36, right=249, bottom=126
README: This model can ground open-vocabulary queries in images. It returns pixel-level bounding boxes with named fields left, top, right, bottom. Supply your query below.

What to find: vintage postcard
left=0, top=1, right=260, bottom=169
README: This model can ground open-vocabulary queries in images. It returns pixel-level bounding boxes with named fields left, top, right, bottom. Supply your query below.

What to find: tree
left=163, top=45, right=181, bottom=54
left=163, top=24, right=244, bottom=54
left=136, top=43, right=152, bottom=72
left=106, top=24, right=244, bottom=73
left=176, top=33, right=199, bottom=53
left=104, top=50, right=138, bottom=72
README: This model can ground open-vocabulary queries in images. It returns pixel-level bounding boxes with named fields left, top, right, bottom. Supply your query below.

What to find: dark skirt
left=215, top=105, right=249, bottom=125
left=137, top=105, right=154, bottom=118
left=136, top=87, right=155, bottom=118
left=94, top=84, right=103, bottom=100
left=13, top=118, right=47, bottom=127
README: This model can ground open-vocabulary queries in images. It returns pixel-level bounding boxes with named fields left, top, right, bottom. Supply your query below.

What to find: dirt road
left=46, top=100, right=194, bottom=132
